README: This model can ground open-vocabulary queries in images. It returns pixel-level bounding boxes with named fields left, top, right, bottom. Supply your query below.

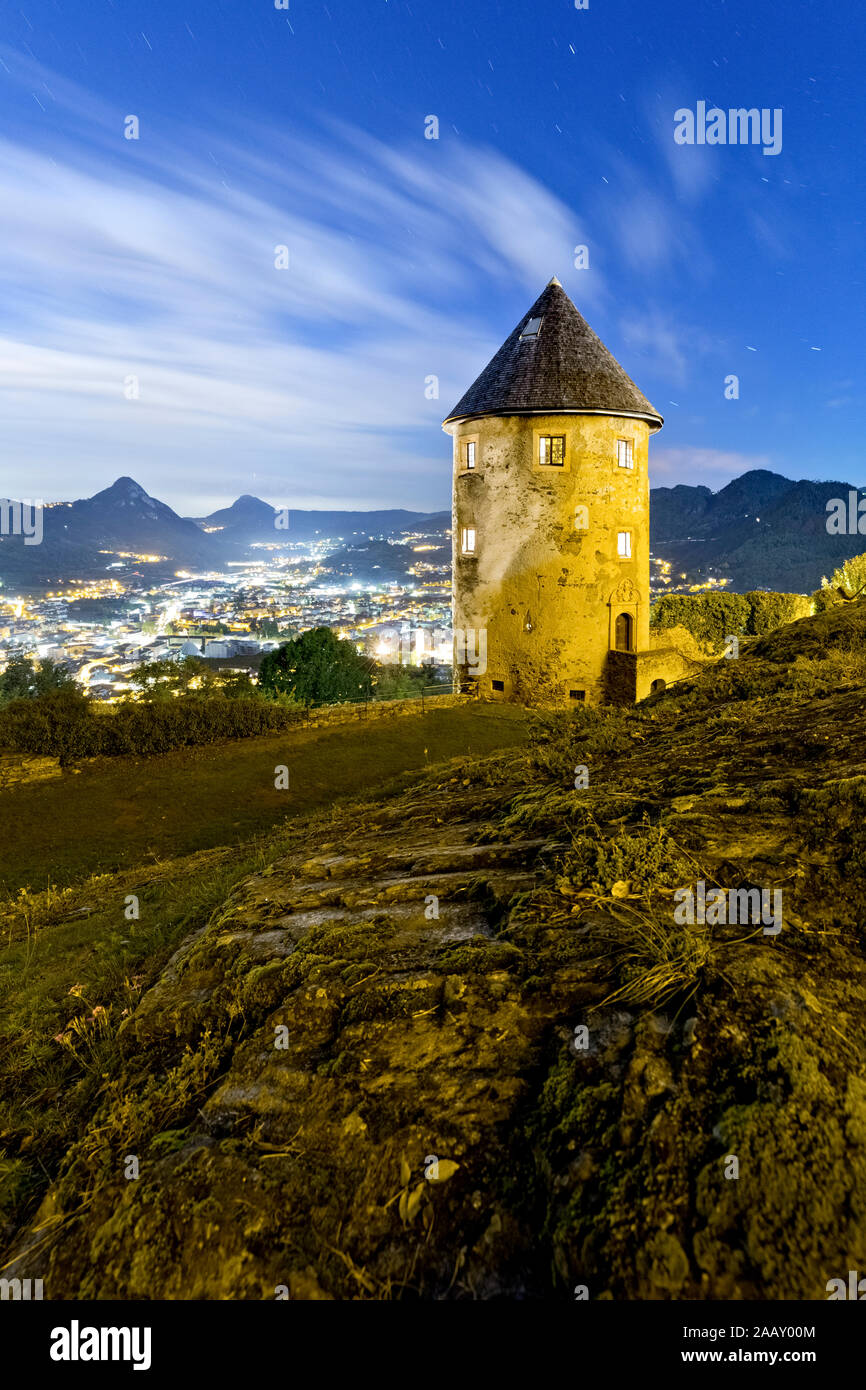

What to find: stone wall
left=635, top=627, right=708, bottom=700
left=300, top=692, right=466, bottom=730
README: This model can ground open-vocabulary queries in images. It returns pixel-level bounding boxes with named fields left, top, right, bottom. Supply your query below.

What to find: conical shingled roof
left=443, top=278, right=663, bottom=430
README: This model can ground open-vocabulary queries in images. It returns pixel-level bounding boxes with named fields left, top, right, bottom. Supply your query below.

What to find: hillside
left=2, top=603, right=866, bottom=1298
left=0, top=477, right=451, bottom=584
left=4, top=470, right=864, bottom=594
left=0, top=703, right=530, bottom=895
left=191, top=497, right=450, bottom=546
left=0, top=477, right=216, bottom=584
left=651, top=468, right=866, bottom=592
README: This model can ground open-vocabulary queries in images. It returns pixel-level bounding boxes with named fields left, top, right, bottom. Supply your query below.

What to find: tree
left=128, top=658, right=192, bottom=700
left=259, top=628, right=374, bottom=707
left=216, top=670, right=259, bottom=699
left=0, top=656, right=77, bottom=706
left=820, top=552, right=866, bottom=600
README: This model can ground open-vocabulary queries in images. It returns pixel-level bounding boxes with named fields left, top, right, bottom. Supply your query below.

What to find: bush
left=373, top=665, right=438, bottom=700
left=650, top=594, right=750, bottom=651
left=821, top=551, right=866, bottom=597
left=0, top=690, right=94, bottom=764
left=0, top=656, right=78, bottom=706
left=128, top=658, right=260, bottom=701
left=812, top=586, right=845, bottom=613
left=0, top=694, right=303, bottom=762
left=744, top=591, right=812, bottom=635
left=650, top=591, right=812, bottom=651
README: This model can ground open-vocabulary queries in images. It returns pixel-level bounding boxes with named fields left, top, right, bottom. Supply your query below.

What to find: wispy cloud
left=0, top=50, right=599, bottom=513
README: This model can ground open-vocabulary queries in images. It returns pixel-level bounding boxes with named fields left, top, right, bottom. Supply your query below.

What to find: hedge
left=0, top=693, right=304, bottom=762
left=744, top=591, right=813, bottom=635
left=650, top=591, right=812, bottom=651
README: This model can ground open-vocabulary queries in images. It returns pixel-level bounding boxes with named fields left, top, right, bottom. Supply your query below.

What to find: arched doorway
left=615, top=611, right=633, bottom=652
left=650, top=677, right=666, bottom=694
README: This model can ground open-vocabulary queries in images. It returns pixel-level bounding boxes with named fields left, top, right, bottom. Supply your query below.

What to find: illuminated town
left=0, top=520, right=455, bottom=700
left=0, top=513, right=733, bottom=702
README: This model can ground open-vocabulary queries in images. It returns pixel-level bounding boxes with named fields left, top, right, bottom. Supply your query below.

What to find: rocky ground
left=4, top=602, right=866, bottom=1299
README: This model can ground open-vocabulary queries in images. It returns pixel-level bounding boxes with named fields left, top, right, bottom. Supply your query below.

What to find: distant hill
left=321, top=539, right=435, bottom=585
left=0, top=477, right=215, bottom=584
left=284, top=507, right=451, bottom=541
left=3, top=469, right=864, bottom=594
left=0, top=478, right=451, bottom=586
left=649, top=468, right=866, bottom=592
left=190, top=495, right=450, bottom=546
left=192, top=494, right=279, bottom=544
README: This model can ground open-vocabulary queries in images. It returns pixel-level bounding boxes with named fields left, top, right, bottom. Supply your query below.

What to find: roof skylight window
left=519, top=316, right=543, bottom=340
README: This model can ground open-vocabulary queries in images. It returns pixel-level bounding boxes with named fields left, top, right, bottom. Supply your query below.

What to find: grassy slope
left=0, top=702, right=530, bottom=1250
left=3, top=608, right=866, bottom=1298
left=0, top=703, right=529, bottom=895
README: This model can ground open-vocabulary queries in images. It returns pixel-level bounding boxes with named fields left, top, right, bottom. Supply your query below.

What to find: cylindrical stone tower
left=442, top=278, right=663, bottom=706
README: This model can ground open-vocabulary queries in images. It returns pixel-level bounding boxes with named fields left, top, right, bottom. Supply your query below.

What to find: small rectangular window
left=616, top=439, right=633, bottom=469
left=617, top=530, right=632, bottom=558
left=465, top=441, right=476, bottom=470
left=461, top=526, right=476, bottom=555
left=569, top=689, right=586, bottom=701
left=491, top=679, right=505, bottom=692
left=520, top=316, right=543, bottom=340
left=539, top=435, right=565, bottom=467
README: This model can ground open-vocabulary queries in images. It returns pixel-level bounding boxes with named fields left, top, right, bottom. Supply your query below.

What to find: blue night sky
left=0, top=0, right=863, bottom=514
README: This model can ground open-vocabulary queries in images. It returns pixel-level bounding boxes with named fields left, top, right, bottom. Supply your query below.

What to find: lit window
left=617, top=531, right=632, bottom=558
left=616, top=439, right=633, bottom=469
left=461, top=526, right=477, bottom=555
left=520, top=316, right=543, bottom=340
left=539, top=435, right=565, bottom=467
left=465, top=441, right=476, bottom=470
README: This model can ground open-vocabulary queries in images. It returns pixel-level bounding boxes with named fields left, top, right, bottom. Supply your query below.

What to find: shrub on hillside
left=0, top=690, right=94, bottom=764
left=650, top=594, right=750, bottom=651
left=821, top=551, right=866, bottom=598
left=373, top=665, right=448, bottom=700
left=812, top=586, right=845, bottom=613
left=0, top=694, right=302, bottom=762
left=744, top=591, right=812, bottom=634
left=0, top=656, right=78, bottom=706
left=129, top=657, right=260, bottom=700
left=650, top=591, right=812, bottom=651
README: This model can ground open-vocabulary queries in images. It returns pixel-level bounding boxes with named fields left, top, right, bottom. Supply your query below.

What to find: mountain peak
left=99, top=476, right=152, bottom=502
